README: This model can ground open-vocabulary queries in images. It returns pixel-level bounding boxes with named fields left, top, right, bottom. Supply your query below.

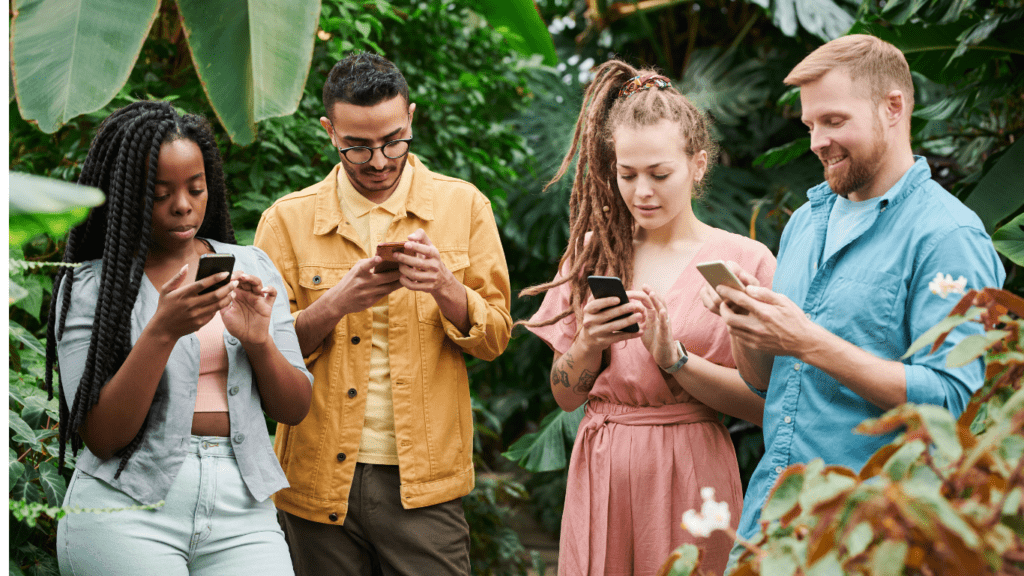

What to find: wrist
left=141, top=321, right=178, bottom=347
left=660, top=341, right=689, bottom=373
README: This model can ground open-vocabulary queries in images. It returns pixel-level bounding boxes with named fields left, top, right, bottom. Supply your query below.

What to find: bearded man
left=699, top=34, right=1005, bottom=566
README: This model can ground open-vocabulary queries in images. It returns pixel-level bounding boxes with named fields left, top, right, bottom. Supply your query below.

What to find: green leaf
left=881, top=0, right=931, bottom=25
left=992, top=212, right=1024, bottom=266
left=474, top=0, right=558, bottom=66
left=9, top=320, right=46, bottom=357
left=868, top=540, right=908, bottom=576
left=502, top=404, right=585, bottom=472
left=902, top=307, right=982, bottom=359
left=754, top=138, right=811, bottom=169
left=10, top=0, right=160, bottom=133
left=176, top=0, right=321, bottom=145
left=766, top=0, right=855, bottom=41
left=806, top=550, right=843, bottom=576
left=10, top=448, right=27, bottom=489
left=9, top=558, right=26, bottom=576
left=662, top=544, right=701, bottom=576
left=964, top=139, right=1024, bottom=233
left=9, top=410, right=43, bottom=451
left=882, top=440, right=926, bottom=481
left=38, top=462, right=67, bottom=508
left=845, top=521, right=874, bottom=557
left=798, top=470, right=856, bottom=511
left=11, top=467, right=42, bottom=504
left=947, top=330, right=1010, bottom=368
left=913, top=93, right=970, bottom=121
left=9, top=172, right=105, bottom=246
left=761, top=464, right=807, bottom=522
left=9, top=281, right=30, bottom=306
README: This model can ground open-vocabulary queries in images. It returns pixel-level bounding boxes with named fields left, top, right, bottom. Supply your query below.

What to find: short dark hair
left=322, top=52, right=409, bottom=116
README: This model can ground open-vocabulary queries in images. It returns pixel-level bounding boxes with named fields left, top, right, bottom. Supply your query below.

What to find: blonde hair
left=519, top=59, right=717, bottom=329
left=785, top=34, right=914, bottom=111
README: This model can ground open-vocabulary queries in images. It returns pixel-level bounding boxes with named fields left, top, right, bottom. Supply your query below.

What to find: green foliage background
left=9, top=0, right=1022, bottom=574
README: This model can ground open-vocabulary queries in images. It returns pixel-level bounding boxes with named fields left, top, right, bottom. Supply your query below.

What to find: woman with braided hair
left=522, top=60, right=776, bottom=575
left=46, top=101, right=312, bottom=575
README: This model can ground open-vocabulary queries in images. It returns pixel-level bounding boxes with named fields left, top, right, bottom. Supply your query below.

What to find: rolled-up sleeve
left=904, top=226, right=1006, bottom=415
left=54, top=262, right=102, bottom=410
left=439, top=198, right=511, bottom=361
left=252, top=246, right=314, bottom=387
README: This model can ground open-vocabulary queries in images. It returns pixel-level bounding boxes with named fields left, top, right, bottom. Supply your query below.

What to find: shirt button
left=793, top=363, right=802, bottom=371
left=313, top=275, right=322, bottom=285
left=775, top=466, right=784, bottom=474
left=229, top=386, right=240, bottom=396
left=804, top=312, right=812, bottom=320
left=347, top=388, right=357, bottom=399
left=784, top=416, right=792, bottom=423
left=351, top=336, right=360, bottom=345
left=337, top=453, right=346, bottom=462
left=233, top=433, right=245, bottom=444
left=328, top=513, right=338, bottom=522
left=226, top=335, right=239, bottom=346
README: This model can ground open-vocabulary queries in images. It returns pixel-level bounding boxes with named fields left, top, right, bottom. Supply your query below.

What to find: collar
left=807, top=155, right=932, bottom=215
left=338, top=159, right=413, bottom=218
left=312, top=153, right=435, bottom=236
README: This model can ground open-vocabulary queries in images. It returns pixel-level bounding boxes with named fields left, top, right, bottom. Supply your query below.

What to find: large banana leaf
left=503, top=403, right=586, bottom=472
left=9, top=172, right=105, bottom=246
left=176, top=0, right=321, bottom=145
left=474, top=0, right=557, bottom=65
left=10, top=0, right=161, bottom=133
left=750, top=0, right=854, bottom=41
left=964, top=139, right=1024, bottom=234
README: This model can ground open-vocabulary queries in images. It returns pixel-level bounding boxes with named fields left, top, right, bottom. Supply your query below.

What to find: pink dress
left=527, top=228, right=776, bottom=576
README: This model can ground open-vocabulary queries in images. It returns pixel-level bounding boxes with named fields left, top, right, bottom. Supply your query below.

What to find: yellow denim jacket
left=254, top=155, right=511, bottom=524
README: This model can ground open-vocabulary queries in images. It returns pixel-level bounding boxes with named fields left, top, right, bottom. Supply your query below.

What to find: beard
left=822, top=120, right=887, bottom=198
left=343, top=156, right=408, bottom=196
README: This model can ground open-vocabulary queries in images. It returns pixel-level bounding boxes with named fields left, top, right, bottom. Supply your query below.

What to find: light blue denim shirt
left=737, top=157, right=1006, bottom=540
left=55, top=240, right=313, bottom=505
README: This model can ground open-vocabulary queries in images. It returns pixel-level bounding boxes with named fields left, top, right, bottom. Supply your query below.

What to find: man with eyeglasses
left=254, top=52, right=511, bottom=576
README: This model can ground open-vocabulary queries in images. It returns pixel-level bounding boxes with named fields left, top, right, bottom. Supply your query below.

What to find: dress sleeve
left=523, top=269, right=578, bottom=355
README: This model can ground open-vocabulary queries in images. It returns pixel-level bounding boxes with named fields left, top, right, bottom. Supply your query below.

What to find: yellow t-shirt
left=337, top=163, right=413, bottom=465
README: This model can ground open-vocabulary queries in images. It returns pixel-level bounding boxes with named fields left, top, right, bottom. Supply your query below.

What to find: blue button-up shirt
left=737, top=157, right=1006, bottom=539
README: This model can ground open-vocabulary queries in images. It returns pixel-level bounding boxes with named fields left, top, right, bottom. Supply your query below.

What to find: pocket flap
left=297, top=266, right=349, bottom=290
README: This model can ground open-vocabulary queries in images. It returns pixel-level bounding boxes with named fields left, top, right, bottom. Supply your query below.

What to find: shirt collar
left=312, top=154, right=434, bottom=236
left=807, top=155, right=932, bottom=214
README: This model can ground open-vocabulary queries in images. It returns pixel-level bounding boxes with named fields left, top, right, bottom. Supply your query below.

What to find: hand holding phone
left=196, top=253, right=236, bottom=295
left=586, top=275, right=640, bottom=333
left=374, top=241, right=407, bottom=273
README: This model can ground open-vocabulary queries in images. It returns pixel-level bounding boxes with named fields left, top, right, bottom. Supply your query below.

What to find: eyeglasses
left=336, top=137, right=414, bottom=165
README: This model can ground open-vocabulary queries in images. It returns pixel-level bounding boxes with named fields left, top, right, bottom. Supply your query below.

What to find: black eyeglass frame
left=335, top=136, right=414, bottom=165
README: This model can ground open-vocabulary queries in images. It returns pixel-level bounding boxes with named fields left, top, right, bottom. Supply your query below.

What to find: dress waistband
left=585, top=399, right=718, bottom=426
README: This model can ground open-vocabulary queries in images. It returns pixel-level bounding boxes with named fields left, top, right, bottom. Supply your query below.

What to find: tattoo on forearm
left=564, top=352, right=575, bottom=370
left=573, top=368, right=597, bottom=394
left=552, top=365, right=571, bottom=389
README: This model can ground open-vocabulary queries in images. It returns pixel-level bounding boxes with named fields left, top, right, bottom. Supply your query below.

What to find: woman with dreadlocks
left=46, top=101, right=312, bottom=575
left=522, top=60, right=776, bottom=575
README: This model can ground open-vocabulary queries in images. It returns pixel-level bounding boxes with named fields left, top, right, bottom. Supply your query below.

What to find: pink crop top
left=194, top=312, right=229, bottom=413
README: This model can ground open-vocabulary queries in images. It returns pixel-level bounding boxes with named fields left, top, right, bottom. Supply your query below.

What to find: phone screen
left=586, top=275, right=639, bottom=333
left=196, top=253, right=235, bottom=295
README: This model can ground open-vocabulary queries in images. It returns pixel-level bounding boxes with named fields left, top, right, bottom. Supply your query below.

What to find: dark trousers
left=278, top=463, right=471, bottom=576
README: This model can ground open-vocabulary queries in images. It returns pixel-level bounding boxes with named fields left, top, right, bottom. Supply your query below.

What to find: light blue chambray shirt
left=56, top=240, right=313, bottom=505
left=737, top=157, right=1006, bottom=540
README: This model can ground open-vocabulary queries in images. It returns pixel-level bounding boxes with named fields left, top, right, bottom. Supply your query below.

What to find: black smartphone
left=586, top=275, right=639, bottom=333
left=196, top=253, right=235, bottom=295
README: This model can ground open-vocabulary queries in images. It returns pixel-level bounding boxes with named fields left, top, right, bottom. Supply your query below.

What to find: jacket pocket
left=297, top=264, right=352, bottom=307
left=415, top=250, right=470, bottom=326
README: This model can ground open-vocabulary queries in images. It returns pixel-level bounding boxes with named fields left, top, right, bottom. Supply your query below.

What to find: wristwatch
left=662, top=340, right=689, bottom=373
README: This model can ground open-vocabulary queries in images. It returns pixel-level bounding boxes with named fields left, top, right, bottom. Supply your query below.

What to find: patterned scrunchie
left=618, top=74, right=672, bottom=99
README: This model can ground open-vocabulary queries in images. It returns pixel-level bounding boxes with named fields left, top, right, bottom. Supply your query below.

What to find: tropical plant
left=658, top=287, right=1024, bottom=576
left=9, top=0, right=319, bottom=144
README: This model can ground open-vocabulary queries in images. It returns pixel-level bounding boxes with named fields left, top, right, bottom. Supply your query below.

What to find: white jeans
left=57, top=436, right=293, bottom=576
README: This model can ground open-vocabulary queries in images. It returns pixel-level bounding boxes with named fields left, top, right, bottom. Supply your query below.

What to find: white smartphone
left=696, top=260, right=745, bottom=291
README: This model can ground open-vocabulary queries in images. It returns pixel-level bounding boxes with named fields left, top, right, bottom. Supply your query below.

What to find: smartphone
left=696, top=260, right=745, bottom=291
left=586, top=275, right=639, bottom=333
left=374, top=241, right=407, bottom=273
left=196, top=253, right=235, bottom=295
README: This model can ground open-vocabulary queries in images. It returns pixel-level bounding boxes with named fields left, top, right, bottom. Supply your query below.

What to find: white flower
left=928, top=272, right=968, bottom=299
left=681, top=487, right=732, bottom=538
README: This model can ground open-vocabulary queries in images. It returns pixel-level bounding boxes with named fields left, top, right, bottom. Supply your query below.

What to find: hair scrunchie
left=618, top=74, right=672, bottom=99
